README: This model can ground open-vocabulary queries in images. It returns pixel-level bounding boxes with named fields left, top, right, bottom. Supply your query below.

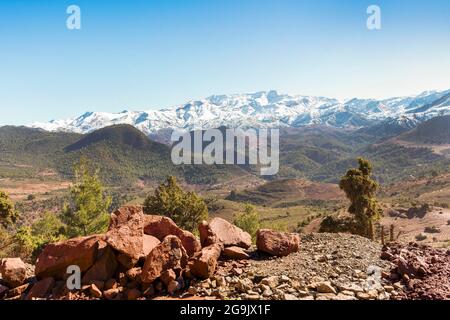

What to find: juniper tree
left=62, top=158, right=111, bottom=237
left=143, top=176, right=208, bottom=232
left=339, top=158, right=381, bottom=239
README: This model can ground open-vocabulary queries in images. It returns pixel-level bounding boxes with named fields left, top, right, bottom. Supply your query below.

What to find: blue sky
left=0, top=0, right=449, bottom=125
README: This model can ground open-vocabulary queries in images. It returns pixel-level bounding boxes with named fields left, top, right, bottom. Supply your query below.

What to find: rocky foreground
left=0, top=205, right=449, bottom=301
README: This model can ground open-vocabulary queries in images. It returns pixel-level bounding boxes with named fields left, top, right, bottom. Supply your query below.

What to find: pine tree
left=143, top=176, right=208, bottom=232
left=62, top=158, right=111, bottom=237
left=339, top=158, right=381, bottom=239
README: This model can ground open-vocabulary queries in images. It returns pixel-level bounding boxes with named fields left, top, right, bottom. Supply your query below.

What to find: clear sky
left=0, top=0, right=449, bottom=125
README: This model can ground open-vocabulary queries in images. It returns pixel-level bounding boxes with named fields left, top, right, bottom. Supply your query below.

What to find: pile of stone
left=0, top=206, right=301, bottom=300
left=381, top=241, right=450, bottom=300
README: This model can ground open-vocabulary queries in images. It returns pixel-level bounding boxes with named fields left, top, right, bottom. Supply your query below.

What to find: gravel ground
left=190, top=233, right=399, bottom=300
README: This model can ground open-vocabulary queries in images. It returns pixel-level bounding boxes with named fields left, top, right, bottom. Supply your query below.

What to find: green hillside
left=0, top=125, right=242, bottom=185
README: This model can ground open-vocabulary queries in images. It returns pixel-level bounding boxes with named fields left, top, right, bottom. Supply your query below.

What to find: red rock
left=143, top=215, right=201, bottom=256
left=82, top=245, right=118, bottom=284
left=109, top=205, right=144, bottom=230
left=202, top=218, right=252, bottom=249
left=143, top=234, right=160, bottom=256
left=26, top=277, right=55, bottom=300
left=105, top=206, right=144, bottom=268
left=141, top=235, right=188, bottom=284
left=0, top=258, right=28, bottom=288
left=223, top=246, right=250, bottom=260
left=189, top=243, right=223, bottom=279
left=198, top=220, right=218, bottom=247
left=35, top=235, right=101, bottom=279
left=160, top=269, right=176, bottom=286
left=256, top=229, right=300, bottom=257
left=125, top=267, right=142, bottom=282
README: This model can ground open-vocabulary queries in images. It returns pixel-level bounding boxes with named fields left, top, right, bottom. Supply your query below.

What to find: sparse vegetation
left=416, top=233, right=428, bottom=241
left=143, top=176, right=208, bottom=232
left=0, top=190, right=17, bottom=227
left=424, top=226, right=441, bottom=234
left=234, top=204, right=260, bottom=241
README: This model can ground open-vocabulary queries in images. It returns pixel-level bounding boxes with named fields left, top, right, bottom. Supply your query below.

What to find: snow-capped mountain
left=29, top=89, right=450, bottom=136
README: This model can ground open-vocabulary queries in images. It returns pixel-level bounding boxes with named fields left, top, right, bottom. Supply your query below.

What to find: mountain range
left=28, top=89, right=450, bottom=137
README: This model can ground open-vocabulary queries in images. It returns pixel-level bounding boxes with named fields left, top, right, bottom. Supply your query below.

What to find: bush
left=143, top=176, right=208, bottom=233
left=415, top=233, right=427, bottom=241
left=424, top=226, right=441, bottom=234
left=0, top=190, right=17, bottom=227
left=15, top=212, right=66, bottom=261
left=234, top=204, right=260, bottom=241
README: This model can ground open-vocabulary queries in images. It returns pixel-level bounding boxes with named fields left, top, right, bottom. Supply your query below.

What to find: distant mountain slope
left=28, top=89, right=450, bottom=136
left=400, top=115, right=450, bottom=144
left=0, top=125, right=243, bottom=185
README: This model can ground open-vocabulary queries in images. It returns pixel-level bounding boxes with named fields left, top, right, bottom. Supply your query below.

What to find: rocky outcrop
left=200, top=218, right=251, bottom=249
left=0, top=258, right=28, bottom=288
left=381, top=242, right=450, bottom=300
left=35, top=235, right=102, bottom=279
left=82, top=245, right=118, bottom=284
left=256, top=229, right=300, bottom=257
left=105, top=206, right=144, bottom=268
left=140, top=235, right=188, bottom=284
left=143, top=215, right=200, bottom=256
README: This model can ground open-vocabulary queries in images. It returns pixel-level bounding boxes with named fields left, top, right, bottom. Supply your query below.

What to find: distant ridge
left=28, top=89, right=450, bottom=136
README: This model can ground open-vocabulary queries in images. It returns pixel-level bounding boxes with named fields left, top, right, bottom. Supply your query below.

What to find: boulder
left=222, top=246, right=250, bottom=260
left=143, top=235, right=160, bottom=256
left=0, top=258, right=28, bottom=288
left=140, top=235, right=188, bottom=284
left=198, top=220, right=218, bottom=247
left=108, top=205, right=144, bottom=230
left=189, top=243, right=223, bottom=279
left=26, top=277, right=55, bottom=300
left=256, top=229, right=300, bottom=257
left=35, top=235, right=101, bottom=279
left=105, top=206, right=144, bottom=268
left=82, top=245, right=118, bottom=284
left=201, top=218, right=251, bottom=249
left=160, top=269, right=176, bottom=286
left=143, top=215, right=201, bottom=256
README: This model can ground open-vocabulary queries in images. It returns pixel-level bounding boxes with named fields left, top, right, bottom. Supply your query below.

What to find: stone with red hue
left=0, top=258, right=28, bottom=288
left=82, top=245, right=118, bottom=284
left=26, top=277, right=55, bottom=300
left=256, top=229, right=300, bottom=257
left=202, top=218, right=252, bottom=249
left=189, top=243, right=223, bottom=279
left=144, top=215, right=201, bottom=256
left=140, top=235, right=188, bottom=284
left=35, top=235, right=101, bottom=279
left=223, top=246, right=250, bottom=260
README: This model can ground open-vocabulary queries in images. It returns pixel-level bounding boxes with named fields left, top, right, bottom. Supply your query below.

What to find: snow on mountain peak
left=28, top=89, right=450, bottom=136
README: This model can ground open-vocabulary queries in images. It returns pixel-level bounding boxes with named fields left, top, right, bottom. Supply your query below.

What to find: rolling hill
left=0, top=125, right=243, bottom=185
